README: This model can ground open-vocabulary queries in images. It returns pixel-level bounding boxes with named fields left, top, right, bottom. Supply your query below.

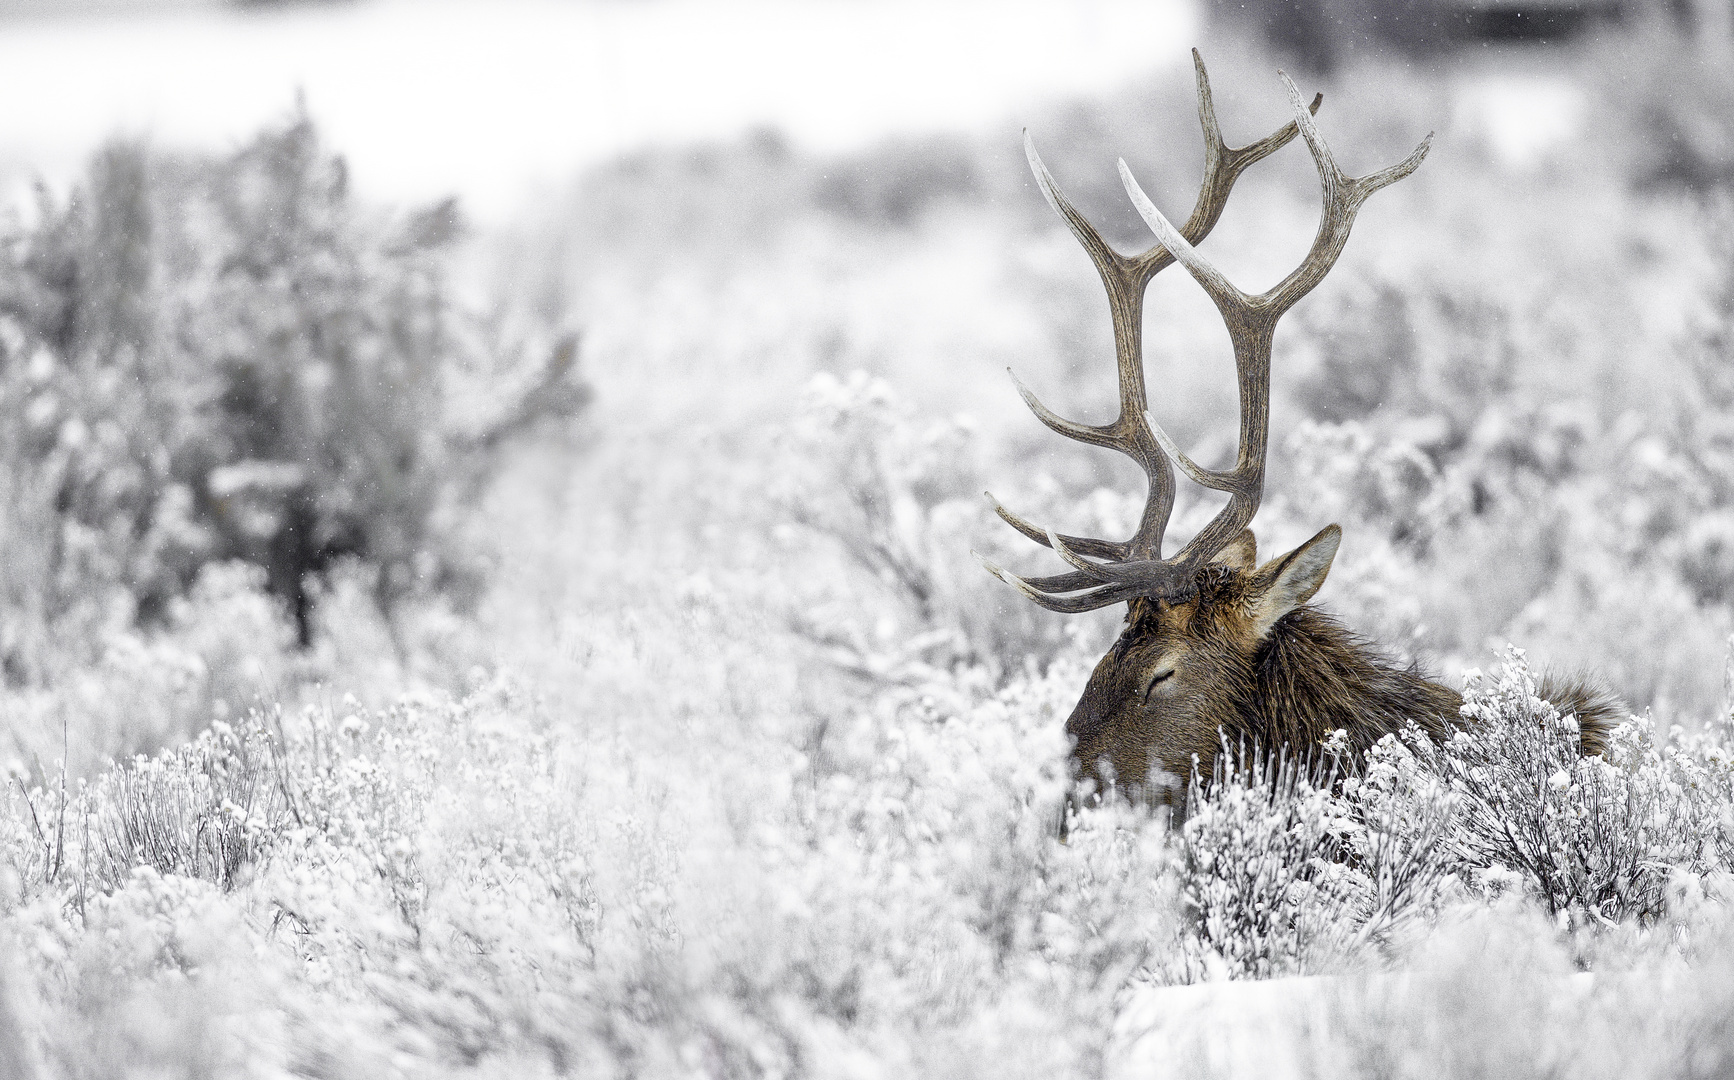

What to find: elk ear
left=1246, top=524, right=1341, bottom=640
left=1211, top=529, right=1257, bottom=572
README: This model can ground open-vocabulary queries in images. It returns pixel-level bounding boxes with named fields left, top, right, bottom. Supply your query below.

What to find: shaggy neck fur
left=1237, top=606, right=1464, bottom=756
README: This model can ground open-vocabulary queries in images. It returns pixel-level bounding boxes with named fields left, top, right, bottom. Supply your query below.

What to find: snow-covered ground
left=1111, top=970, right=1602, bottom=1077
left=0, top=0, right=1199, bottom=218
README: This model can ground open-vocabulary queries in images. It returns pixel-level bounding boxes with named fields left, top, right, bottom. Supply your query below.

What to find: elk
left=977, top=52, right=1620, bottom=814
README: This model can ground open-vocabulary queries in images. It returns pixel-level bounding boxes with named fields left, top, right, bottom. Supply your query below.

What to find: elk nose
left=1064, top=694, right=1105, bottom=744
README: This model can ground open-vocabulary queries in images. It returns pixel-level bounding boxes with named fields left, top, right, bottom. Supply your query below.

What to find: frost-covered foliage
left=11, top=631, right=1734, bottom=1074
left=1168, top=738, right=1459, bottom=983
left=0, top=113, right=587, bottom=768
left=1424, top=653, right=1731, bottom=922
left=8, top=20, right=1734, bottom=1079
left=0, top=658, right=1179, bottom=1074
left=0, top=112, right=587, bottom=691
left=773, top=370, right=1130, bottom=679
left=1174, top=648, right=1734, bottom=939
left=1173, top=749, right=1358, bottom=980
left=5, top=704, right=286, bottom=901
left=1146, top=644, right=1734, bottom=983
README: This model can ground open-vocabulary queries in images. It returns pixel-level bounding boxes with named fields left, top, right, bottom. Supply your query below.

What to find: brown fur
left=1064, top=530, right=1622, bottom=812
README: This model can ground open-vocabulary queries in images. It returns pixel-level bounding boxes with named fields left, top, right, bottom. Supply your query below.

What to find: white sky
left=0, top=0, right=1201, bottom=218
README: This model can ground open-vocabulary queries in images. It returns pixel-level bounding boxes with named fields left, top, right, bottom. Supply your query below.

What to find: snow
left=1453, top=72, right=1588, bottom=169
left=1112, top=971, right=1601, bottom=1077
left=1113, top=976, right=1332, bottom=1079
left=0, top=0, right=1199, bottom=218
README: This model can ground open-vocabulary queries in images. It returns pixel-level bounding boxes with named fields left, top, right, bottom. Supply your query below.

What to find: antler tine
left=1170, top=48, right=1323, bottom=263
left=1118, top=160, right=1247, bottom=316
left=1024, top=132, right=1127, bottom=290
left=984, top=492, right=1128, bottom=561
left=1116, top=68, right=1430, bottom=572
left=1021, top=133, right=1178, bottom=563
left=974, top=550, right=1153, bottom=613
left=973, top=554, right=1105, bottom=597
left=1022, top=132, right=1168, bottom=459
left=1118, top=163, right=1266, bottom=543
left=1144, top=409, right=1230, bottom=491
left=1261, top=71, right=1434, bottom=321
left=1046, top=530, right=1120, bottom=582
left=1005, top=367, right=1122, bottom=453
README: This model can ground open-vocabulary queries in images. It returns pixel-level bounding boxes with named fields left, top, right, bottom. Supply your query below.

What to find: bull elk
left=978, top=51, right=1620, bottom=814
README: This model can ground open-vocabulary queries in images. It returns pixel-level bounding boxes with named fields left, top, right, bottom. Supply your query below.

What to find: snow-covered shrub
left=0, top=112, right=592, bottom=769
left=1323, top=901, right=1601, bottom=1079
left=776, top=371, right=967, bottom=631
left=1336, top=731, right=1463, bottom=943
left=0, top=560, right=300, bottom=777
left=776, top=370, right=1123, bottom=679
left=1165, top=646, right=1734, bottom=984
left=1164, top=724, right=1462, bottom=983
left=164, top=560, right=299, bottom=720
left=2, top=709, right=288, bottom=903
left=1376, top=648, right=1734, bottom=923
left=1439, top=655, right=1677, bottom=920
left=10, top=864, right=295, bottom=1077
left=1171, top=746, right=1357, bottom=980
left=83, top=719, right=285, bottom=895
left=0, top=111, right=589, bottom=676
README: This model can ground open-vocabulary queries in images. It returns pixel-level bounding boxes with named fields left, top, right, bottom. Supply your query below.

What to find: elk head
left=977, top=52, right=1431, bottom=810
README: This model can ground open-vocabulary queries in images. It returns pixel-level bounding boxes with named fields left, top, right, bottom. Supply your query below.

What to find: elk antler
left=978, top=53, right=1430, bottom=612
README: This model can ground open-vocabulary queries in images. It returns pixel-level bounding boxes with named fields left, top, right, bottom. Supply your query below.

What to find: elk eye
left=1143, top=667, right=1175, bottom=702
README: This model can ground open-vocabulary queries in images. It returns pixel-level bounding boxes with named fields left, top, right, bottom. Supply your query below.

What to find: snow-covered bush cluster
left=0, top=113, right=589, bottom=772
left=1167, top=648, right=1734, bottom=984
left=5, top=19, right=1734, bottom=1079
left=0, top=652, right=1175, bottom=1072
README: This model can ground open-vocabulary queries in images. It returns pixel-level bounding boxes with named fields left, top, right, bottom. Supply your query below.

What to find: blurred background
left=2, top=0, right=1733, bottom=775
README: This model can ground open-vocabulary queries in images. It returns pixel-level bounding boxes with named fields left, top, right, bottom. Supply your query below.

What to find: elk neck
left=1242, top=605, right=1464, bottom=758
